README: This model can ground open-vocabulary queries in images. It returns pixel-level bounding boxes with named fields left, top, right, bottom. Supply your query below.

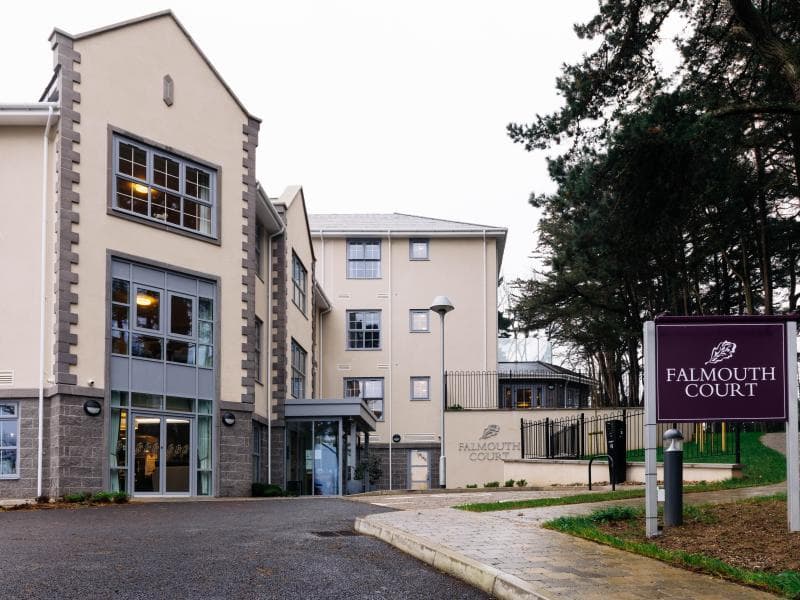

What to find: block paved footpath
left=355, top=483, right=786, bottom=599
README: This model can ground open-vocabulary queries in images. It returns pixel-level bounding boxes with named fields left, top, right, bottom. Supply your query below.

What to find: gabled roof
left=48, top=10, right=259, bottom=122
left=497, top=361, right=595, bottom=384
left=309, top=212, right=507, bottom=273
left=308, top=212, right=506, bottom=235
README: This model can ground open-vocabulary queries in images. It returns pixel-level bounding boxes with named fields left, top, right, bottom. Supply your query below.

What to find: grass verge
left=543, top=497, right=800, bottom=598
left=456, top=432, right=785, bottom=513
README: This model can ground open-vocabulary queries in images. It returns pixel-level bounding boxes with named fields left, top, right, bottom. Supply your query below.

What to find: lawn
left=456, top=432, right=785, bottom=513
left=544, top=496, right=800, bottom=598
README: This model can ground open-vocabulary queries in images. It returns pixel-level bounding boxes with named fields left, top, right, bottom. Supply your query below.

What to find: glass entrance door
left=286, top=419, right=341, bottom=496
left=132, top=415, right=193, bottom=495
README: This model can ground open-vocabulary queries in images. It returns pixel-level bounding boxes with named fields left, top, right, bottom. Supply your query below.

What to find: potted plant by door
left=353, top=454, right=383, bottom=492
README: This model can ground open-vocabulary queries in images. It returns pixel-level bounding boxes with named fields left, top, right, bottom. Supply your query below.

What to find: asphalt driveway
left=0, top=497, right=489, bottom=599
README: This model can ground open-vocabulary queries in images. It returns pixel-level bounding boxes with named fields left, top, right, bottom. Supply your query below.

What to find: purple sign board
left=656, top=317, right=788, bottom=422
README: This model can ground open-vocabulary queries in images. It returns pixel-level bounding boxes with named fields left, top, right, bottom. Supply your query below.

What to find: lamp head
left=429, top=295, right=454, bottom=316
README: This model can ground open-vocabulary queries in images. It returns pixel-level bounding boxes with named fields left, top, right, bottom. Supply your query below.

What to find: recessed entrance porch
left=284, top=397, right=377, bottom=496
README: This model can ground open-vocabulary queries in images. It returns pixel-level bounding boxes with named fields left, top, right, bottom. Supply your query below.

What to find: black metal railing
left=520, top=409, right=742, bottom=463
left=446, top=370, right=594, bottom=410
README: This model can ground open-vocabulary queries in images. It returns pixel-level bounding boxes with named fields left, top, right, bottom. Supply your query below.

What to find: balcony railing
left=445, top=370, right=594, bottom=410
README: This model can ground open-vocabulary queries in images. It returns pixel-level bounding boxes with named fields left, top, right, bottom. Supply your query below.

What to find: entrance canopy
left=285, top=397, right=377, bottom=432
left=284, top=398, right=377, bottom=496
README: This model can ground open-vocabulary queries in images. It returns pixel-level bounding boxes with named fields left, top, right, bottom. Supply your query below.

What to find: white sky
left=4, top=0, right=599, bottom=286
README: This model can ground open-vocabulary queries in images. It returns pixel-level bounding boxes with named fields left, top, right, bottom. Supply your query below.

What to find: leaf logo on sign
left=480, top=424, right=500, bottom=440
left=704, top=340, right=737, bottom=365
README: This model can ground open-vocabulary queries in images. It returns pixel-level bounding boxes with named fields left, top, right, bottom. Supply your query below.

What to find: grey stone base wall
left=269, top=424, right=286, bottom=488
left=0, top=394, right=105, bottom=501
left=47, top=394, right=105, bottom=498
left=218, top=407, right=253, bottom=497
left=0, top=398, right=42, bottom=499
left=367, top=444, right=440, bottom=491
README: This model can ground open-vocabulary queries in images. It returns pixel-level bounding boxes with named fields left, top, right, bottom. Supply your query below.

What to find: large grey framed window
left=347, top=239, right=381, bottom=279
left=109, top=259, right=216, bottom=416
left=344, top=378, right=384, bottom=421
left=113, top=134, right=217, bottom=238
left=347, top=310, right=381, bottom=350
left=0, top=402, right=19, bottom=478
left=255, top=317, right=263, bottom=383
left=291, top=339, right=307, bottom=399
left=292, top=252, right=307, bottom=315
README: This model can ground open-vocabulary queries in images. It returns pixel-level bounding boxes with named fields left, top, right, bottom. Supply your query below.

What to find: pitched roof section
left=308, top=212, right=506, bottom=235
left=49, top=10, right=259, bottom=122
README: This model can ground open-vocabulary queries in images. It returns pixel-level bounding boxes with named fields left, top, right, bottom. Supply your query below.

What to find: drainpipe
left=38, top=105, right=54, bottom=499
left=266, top=218, right=286, bottom=485
left=482, top=230, right=487, bottom=370
left=387, top=230, right=392, bottom=490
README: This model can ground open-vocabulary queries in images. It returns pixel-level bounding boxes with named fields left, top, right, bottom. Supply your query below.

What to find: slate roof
left=308, top=213, right=506, bottom=234
left=497, top=361, right=594, bottom=382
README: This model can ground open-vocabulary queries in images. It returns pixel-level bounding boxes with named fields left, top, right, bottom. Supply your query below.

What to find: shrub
left=111, top=491, right=129, bottom=504
left=484, top=481, right=500, bottom=488
left=465, top=483, right=478, bottom=489
left=447, top=404, right=464, bottom=411
left=355, top=454, right=383, bottom=485
left=63, top=492, right=89, bottom=503
left=252, top=483, right=284, bottom=497
left=91, top=491, right=115, bottom=504
left=35, top=495, right=50, bottom=504
left=588, top=506, right=638, bottom=523
left=504, top=479, right=515, bottom=487
left=516, top=479, right=527, bottom=488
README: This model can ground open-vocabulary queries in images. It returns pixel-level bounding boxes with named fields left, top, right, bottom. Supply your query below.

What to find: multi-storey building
left=310, top=214, right=506, bottom=489
left=0, top=11, right=508, bottom=500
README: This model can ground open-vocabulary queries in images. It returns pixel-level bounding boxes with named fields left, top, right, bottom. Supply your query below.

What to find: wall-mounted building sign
left=656, top=316, right=789, bottom=422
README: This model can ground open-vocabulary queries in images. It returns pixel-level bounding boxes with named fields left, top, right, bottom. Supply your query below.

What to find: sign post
left=644, top=315, right=798, bottom=537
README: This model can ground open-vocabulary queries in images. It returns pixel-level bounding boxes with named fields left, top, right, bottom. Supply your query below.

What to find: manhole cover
left=311, top=530, right=359, bottom=538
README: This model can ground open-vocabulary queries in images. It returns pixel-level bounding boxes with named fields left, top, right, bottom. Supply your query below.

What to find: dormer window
left=112, top=133, right=218, bottom=239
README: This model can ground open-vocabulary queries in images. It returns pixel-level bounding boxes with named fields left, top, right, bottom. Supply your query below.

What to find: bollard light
left=663, top=428, right=684, bottom=527
left=664, top=428, right=684, bottom=452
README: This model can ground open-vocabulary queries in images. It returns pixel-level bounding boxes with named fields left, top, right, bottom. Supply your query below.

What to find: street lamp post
left=430, top=295, right=454, bottom=489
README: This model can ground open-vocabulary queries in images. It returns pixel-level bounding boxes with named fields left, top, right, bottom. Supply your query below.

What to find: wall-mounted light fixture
left=392, top=434, right=401, bottom=443
left=222, top=412, right=236, bottom=427
left=83, top=399, right=102, bottom=417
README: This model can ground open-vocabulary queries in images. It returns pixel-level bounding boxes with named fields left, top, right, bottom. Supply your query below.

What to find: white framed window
left=291, top=339, right=307, bottom=399
left=347, top=239, right=381, bottom=279
left=411, top=376, right=431, bottom=400
left=409, top=309, right=430, bottom=332
left=113, top=135, right=217, bottom=238
left=409, top=238, right=429, bottom=260
left=292, top=252, right=307, bottom=314
left=0, top=402, right=19, bottom=478
left=344, top=378, right=384, bottom=421
left=347, top=310, right=381, bottom=350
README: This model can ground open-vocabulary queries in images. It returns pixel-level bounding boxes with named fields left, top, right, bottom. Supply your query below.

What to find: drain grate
left=311, top=530, right=359, bottom=538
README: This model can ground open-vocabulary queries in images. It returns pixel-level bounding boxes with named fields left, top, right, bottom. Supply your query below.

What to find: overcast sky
left=4, top=0, right=600, bottom=287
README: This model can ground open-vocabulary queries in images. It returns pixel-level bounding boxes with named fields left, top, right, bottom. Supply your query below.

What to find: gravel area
left=0, top=497, right=489, bottom=599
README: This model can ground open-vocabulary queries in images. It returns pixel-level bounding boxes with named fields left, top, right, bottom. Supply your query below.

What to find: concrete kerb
left=354, top=515, right=549, bottom=600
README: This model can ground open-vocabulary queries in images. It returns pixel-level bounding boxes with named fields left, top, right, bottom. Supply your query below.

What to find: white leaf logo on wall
left=480, top=424, right=500, bottom=440
left=704, top=340, right=737, bottom=365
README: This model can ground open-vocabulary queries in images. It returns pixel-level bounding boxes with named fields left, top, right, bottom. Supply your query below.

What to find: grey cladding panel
left=167, top=273, right=197, bottom=295
left=111, top=260, right=131, bottom=279
left=198, top=281, right=215, bottom=299
left=198, top=369, right=214, bottom=400
left=130, top=359, right=165, bottom=394
left=110, top=356, right=130, bottom=390
left=132, top=265, right=166, bottom=288
left=166, top=363, right=197, bottom=397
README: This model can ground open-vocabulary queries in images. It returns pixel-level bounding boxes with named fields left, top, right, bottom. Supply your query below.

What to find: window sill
left=0, top=475, right=20, bottom=480
left=345, top=348, right=382, bottom=352
left=410, top=398, right=431, bottom=401
left=409, top=258, right=430, bottom=262
left=409, top=330, right=430, bottom=334
left=107, top=208, right=221, bottom=246
left=292, top=301, right=309, bottom=320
